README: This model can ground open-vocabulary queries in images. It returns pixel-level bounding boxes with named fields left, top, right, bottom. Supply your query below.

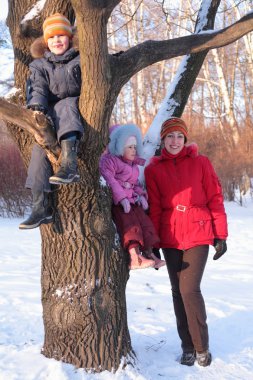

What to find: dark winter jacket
left=26, top=35, right=81, bottom=110
left=144, top=144, right=228, bottom=250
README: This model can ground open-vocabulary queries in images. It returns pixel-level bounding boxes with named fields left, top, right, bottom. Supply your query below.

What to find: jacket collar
left=150, top=143, right=198, bottom=165
left=120, top=155, right=145, bottom=166
left=44, top=47, right=79, bottom=63
left=161, top=145, right=187, bottom=160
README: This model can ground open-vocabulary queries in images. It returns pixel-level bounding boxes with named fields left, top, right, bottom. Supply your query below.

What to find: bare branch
left=111, top=11, right=253, bottom=86
left=72, top=0, right=121, bottom=17
left=0, top=98, right=60, bottom=162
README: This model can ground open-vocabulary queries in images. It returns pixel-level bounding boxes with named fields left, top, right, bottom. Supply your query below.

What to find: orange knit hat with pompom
left=43, top=13, right=73, bottom=44
left=160, top=117, right=188, bottom=141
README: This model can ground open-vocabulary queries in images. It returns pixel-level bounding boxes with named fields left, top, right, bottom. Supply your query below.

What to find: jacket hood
left=150, top=143, right=198, bottom=165
left=108, top=124, right=143, bottom=157
left=30, top=28, right=79, bottom=59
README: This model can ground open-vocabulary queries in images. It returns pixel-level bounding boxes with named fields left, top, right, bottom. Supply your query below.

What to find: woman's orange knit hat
left=160, top=117, right=188, bottom=141
left=43, top=13, right=73, bottom=44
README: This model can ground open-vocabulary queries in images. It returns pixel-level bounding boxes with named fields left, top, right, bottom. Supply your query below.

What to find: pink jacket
left=100, top=153, right=147, bottom=205
left=144, top=144, right=228, bottom=250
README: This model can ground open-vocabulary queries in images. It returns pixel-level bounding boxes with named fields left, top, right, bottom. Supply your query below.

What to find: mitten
left=120, top=198, right=131, bottom=213
left=213, top=238, right=227, bottom=260
left=139, top=195, right=148, bottom=210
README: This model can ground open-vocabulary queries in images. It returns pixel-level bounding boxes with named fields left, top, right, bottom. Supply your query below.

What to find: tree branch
left=72, top=0, right=121, bottom=17
left=162, top=0, right=221, bottom=118
left=0, top=98, right=60, bottom=162
left=112, top=11, right=253, bottom=86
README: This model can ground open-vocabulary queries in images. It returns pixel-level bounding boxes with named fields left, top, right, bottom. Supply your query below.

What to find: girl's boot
left=128, top=247, right=155, bottom=270
left=143, top=249, right=166, bottom=269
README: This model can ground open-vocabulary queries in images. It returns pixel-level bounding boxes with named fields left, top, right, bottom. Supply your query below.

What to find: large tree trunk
left=6, top=0, right=133, bottom=371
left=41, top=184, right=132, bottom=369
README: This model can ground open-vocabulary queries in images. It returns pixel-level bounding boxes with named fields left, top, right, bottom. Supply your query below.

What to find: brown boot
left=128, top=247, right=155, bottom=270
left=143, top=249, right=166, bottom=269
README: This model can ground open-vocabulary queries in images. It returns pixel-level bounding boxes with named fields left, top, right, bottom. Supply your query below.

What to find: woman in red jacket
left=144, top=117, right=228, bottom=367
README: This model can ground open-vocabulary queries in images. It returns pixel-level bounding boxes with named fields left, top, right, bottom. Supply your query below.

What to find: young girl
left=20, top=13, right=83, bottom=229
left=100, top=124, right=165, bottom=270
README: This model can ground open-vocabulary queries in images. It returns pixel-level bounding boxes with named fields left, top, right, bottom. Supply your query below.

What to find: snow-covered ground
left=0, top=199, right=253, bottom=380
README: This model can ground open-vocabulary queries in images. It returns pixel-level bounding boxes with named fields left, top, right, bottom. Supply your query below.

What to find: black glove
left=27, top=104, right=47, bottom=114
left=213, top=239, right=227, bottom=260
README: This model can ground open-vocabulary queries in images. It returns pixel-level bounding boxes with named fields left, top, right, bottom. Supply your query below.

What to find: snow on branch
left=21, top=0, right=47, bottom=23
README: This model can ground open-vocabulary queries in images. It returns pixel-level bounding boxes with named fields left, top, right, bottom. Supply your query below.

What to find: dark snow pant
left=112, top=204, right=159, bottom=251
left=25, top=97, right=83, bottom=192
left=162, top=245, right=209, bottom=353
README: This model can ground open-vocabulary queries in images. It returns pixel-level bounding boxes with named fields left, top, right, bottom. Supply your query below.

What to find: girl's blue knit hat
left=108, top=124, right=143, bottom=157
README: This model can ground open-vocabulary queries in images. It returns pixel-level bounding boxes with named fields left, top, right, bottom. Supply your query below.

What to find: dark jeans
left=163, top=245, right=209, bottom=353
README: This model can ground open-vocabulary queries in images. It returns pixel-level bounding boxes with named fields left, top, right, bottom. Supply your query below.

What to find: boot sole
left=154, top=261, right=166, bottom=269
left=19, top=216, right=53, bottom=230
left=49, top=175, right=80, bottom=185
left=129, top=262, right=155, bottom=270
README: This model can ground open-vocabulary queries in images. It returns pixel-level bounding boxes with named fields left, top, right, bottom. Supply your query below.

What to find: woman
left=144, top=117, right=228, bottom=367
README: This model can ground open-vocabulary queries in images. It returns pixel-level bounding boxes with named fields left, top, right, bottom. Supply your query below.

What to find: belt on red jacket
left=173, top=204, right=206, bottom=212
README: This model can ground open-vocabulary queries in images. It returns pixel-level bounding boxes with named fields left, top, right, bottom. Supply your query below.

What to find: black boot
left=19, top=191, right=53, bottom=229
left=49, top=140, right=80, bottom=185
left=180, top=351, right=196, bottom=366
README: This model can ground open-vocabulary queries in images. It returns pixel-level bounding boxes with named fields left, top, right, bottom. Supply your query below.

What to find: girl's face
left=123, top=145, right=137, bottom=161
left=164, top=131, right=185, bottom=155
left=47, top=35, right=70, bottom=55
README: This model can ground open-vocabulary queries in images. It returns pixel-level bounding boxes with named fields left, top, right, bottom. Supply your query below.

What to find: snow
left=0, top=0, right=8, bottom=20
left=22, top=0, right=47, bottom=23
left=0, top=23, right=14, bottom=97
left=0, top=199, right=253, bottom=380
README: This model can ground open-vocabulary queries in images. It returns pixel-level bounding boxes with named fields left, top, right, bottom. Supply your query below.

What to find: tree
left=0, top=0, right=253, bottom=372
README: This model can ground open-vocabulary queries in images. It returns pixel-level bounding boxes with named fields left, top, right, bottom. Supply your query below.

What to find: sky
left=1, top=0, right=8, bottom=20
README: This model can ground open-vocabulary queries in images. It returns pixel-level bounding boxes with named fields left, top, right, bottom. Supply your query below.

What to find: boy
left=20, top=13, right=83, bottom=229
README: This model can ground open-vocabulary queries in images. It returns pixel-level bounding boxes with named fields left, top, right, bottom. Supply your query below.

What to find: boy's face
left=47, top=35, right=70, bottom=55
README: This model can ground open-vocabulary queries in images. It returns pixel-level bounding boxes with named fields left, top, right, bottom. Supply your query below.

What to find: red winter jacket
left=144, top=144, right=228, bottom=250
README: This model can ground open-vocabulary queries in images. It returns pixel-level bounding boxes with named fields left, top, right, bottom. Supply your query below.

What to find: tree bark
left=5, top=0, right=134, bottom=371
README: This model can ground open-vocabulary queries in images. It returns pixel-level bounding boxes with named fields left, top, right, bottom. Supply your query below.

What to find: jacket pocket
left=190, top=211, right=213, bottom=242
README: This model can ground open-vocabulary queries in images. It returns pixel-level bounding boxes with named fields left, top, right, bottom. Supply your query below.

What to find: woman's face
left=164, top=131, right=185, bottom=155
left=123, top=145, right=137, bottom=161
left=47, top=35, right=70, bottom=55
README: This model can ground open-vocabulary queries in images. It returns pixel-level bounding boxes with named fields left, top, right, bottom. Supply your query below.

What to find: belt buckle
left=176, top=204, right=186, bottom=212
